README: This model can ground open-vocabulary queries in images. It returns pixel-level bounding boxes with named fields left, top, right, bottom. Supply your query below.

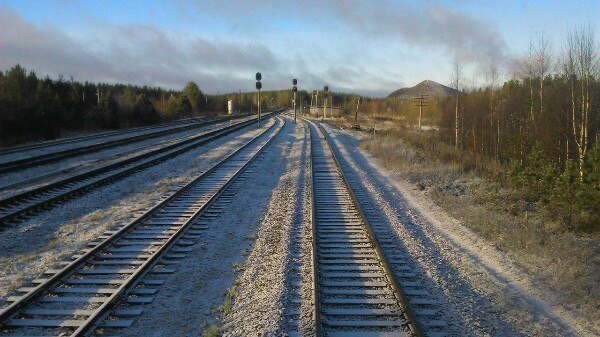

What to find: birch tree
left=520, top=42, right=537, bottom=125
left=486, top=59, right=500, bottom=158
left=534, top=34, right=552, bottom=124
left=451, top=61, right=463, bottom=147
left=561, top=24, right=599, bottom=180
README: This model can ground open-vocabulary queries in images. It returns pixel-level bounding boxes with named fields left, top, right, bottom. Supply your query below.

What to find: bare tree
left=520, top=41, right=537, bottom=124
left=561, top=24, right=599, bottom=179
left=534, top=34, right=552, bottom=123
left=486, top=58, right=501, bottom=158
left=451, top=61, right=463, bottom=147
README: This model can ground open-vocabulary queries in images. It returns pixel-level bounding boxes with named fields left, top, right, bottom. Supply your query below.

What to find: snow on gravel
left=222, top=115, right=311, bottom=336
left=96, top=117, right=287, bottom=337
left=0, top=117, right=251, bottom=195
left=322, top=123, right=598, bottom=337
left=0, top=118, right=203, bottom=162
left=0, top=118, right=271, bottom=303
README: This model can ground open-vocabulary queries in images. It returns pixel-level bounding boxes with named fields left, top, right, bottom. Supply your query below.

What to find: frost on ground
left=322, top=123, right=599, bottom=337
left=0, top=120, right=268, bottom=303
left=0, top=117, right=253, bottom=198
left=0, top=117, right=207, bottom=162
left=222, top=116, right=312, bottom=336
left=98, top=117, right=286, bottom=337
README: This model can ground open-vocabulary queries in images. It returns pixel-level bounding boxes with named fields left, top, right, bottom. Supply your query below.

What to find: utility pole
left=256, top=72, right=262, bottom=126
left=292, top=79, right=298, bottom=122
left=414, top=93, right=429, bottom=130
left=355, top=97, right=361, bottom=121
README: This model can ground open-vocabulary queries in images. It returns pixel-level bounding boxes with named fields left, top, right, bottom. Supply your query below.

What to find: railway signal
left=312, top=90, right=319, bottom=118
left=256, top=72, right=262, bottom=126
left=292, top=79, right=298, bottom=122
left=323, top=85, right=329, bottom=119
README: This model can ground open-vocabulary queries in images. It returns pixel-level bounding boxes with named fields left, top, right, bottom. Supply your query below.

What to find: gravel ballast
left=0, top=119, right=272, bottom=303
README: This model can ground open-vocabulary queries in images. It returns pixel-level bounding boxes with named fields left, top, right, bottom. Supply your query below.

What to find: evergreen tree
left=133, top=94, right=159, bottom=125
left=182, top=81, right=203, bottom=113
left=178, top=94, right=192, bottom=118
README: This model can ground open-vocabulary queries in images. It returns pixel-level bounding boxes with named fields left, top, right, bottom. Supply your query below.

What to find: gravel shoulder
left=322, top=123, right=598, bottom=337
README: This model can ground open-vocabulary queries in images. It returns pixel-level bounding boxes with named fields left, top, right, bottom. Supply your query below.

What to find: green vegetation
left=202, top=325, right=221, bottom=337
left=219, top=285, right=237, bottom=317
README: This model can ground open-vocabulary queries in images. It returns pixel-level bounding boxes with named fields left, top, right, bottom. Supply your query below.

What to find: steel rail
left=314, top=120, right=425, bottom=337
left=0, top=112, right=255, bottom=173
left=304, top=117, right=425, bottom=337
left=306, top=118, right=322, bottom=337
left=0, top=111, right=280, bottom=227
left=0, top=116, right=210, bottom=156
left=0, top=116, right=284, bottom=337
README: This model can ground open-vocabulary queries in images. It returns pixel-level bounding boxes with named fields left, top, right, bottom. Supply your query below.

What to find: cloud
left=0, top=7, right=292, bottom=93
left=0, top=1, right=515, bottom=96
left=190, top=0, right=515, bottom=70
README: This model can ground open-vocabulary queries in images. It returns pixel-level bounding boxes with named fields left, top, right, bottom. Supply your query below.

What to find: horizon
left=1, top=0, right=598, bottom=97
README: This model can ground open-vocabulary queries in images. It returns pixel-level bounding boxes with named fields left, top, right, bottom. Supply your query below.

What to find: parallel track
left=0, top=111, right=280, bottom=228
left=306, top=119, right=423, bottom=337
left=0, top=117, right=283, bottom=337
left=0, top=113, right=253, bottom=174
left=0, top=116, right=210, bottom=156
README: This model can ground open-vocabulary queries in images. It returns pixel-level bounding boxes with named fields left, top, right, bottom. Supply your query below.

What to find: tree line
left=0, top=66, right=243, bottom=145
left=372, top=25, right=599, bottom=230
left=446, top=26, right=598, bottom=229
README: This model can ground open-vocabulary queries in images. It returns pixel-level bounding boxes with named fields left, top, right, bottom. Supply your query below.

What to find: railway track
left=306, top=119, right=424, bottom=337
left=317, top=122, right=450, bottom=337
left=0, top=113, right=253, bottom=174
left=0, top=111, right=280, bottom=228
left=0, top=116, right=283, bottom=337
left=0, top=116, right=211, bottom=156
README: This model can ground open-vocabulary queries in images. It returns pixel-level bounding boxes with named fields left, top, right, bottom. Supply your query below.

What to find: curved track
left=0, top=111, right=280, bottom=228
left=0, top=116, right=284, bottom=337
left=306, top=119, right=423, bottom=337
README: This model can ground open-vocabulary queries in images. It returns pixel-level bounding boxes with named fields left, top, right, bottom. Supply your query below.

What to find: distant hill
left=388, top=80, right=459, bottom=99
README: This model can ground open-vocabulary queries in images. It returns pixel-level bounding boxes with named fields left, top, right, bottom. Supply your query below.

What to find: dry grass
left=329, top=116, right=599, bottom=320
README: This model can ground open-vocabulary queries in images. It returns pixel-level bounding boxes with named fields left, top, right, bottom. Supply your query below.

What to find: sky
left=0, top=0, right=598, bottom=96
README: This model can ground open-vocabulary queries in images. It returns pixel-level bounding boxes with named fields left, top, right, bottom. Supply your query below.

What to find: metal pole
left=293, top=91, right=297, bottom=122
left=258, top=89, right=261, bottom=126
